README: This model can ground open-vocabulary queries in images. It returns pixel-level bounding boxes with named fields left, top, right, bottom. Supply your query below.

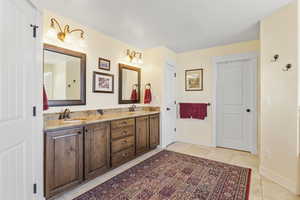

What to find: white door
left=164, top=63, right=176, bottom=147
left=0, top=0, right=37, bottom=199
left=216, top=55, right=256, bottom=152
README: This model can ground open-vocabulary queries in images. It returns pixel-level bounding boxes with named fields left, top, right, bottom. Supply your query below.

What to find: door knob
left=246, top=109, right=251, bottom=113
left=166, top=108, right=171, bottom=111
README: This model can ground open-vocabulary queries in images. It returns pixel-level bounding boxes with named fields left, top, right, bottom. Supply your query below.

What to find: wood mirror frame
left=43, top=43, right=86, bottom=107
left=118, top=64, right=141, bottom=104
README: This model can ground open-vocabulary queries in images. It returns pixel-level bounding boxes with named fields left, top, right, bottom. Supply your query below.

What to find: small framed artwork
left=185, top=68, right=203, bottom=91
left=98, top=57, right=111, bottom=71
left=93, top=72, right=114, bottom=93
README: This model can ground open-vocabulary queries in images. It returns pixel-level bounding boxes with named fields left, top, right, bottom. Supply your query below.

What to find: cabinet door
left=84, top=122, right=110, bottom=180
left=136, top=116, right=149, bottom=155
left=149, top=114, right=160, bottom=149
left=45, top=128, right=84, bottom=198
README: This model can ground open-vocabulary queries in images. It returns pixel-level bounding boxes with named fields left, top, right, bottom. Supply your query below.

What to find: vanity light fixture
left=47, top=18, right=86, bottom=47
left=126, top=49, right=143, bottom=64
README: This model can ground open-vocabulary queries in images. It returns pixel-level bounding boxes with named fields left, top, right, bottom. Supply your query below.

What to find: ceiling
left=37, top=0, right=293, bottom=53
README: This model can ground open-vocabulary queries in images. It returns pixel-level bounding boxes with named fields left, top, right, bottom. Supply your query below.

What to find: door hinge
left=174, top=73, right=176, bottom=78
left=174, top=128, right=176, bottom=132
left=174, top=101, right=177, bottom=104
left=33, top=106, right=37, bottom=117
left=30, top=24, right=39, bottom=38
left=33, top=183, right=37, bottom=194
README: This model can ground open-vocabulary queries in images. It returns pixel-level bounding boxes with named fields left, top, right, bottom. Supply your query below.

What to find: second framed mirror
left=118, top=64, right=141, bottom=104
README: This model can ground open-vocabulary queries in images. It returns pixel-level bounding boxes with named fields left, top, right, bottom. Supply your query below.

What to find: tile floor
left=54, top=142, right=300, bottom=200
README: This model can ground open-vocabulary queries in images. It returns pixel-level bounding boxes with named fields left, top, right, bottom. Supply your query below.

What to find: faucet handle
left=58, top=113, right=64, bottom=120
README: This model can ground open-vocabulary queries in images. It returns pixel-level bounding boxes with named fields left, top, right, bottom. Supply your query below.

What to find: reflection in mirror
left=44, top=50, right=81, bottom=100
left=43, top=44, right=86, bottom=107
left=122, top=69, right=139, bottom=100
left=119, top=64, right=141, bottom=104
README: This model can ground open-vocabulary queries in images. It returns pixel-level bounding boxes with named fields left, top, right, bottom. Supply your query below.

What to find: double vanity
left=43, top=43, right=158, bottom=199
left=44, top=108, right=160, bottom=199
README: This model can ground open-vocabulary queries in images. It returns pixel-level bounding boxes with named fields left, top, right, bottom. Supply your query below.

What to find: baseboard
left=259, top=166, right=300, bottom=194
left=176, top=138, right=211, bottom=147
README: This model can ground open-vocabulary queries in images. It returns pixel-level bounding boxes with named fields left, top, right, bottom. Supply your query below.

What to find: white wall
left=176, top=40, right=260, bottom=147
left=260, top=1, right=300, bottom=194
left=43, top=10, right=144, bottom=113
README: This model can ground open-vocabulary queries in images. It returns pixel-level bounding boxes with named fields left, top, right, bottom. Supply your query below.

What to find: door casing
left=161, top=61, right=176, bottom=148
left=212, top=52, right=258, bottom=154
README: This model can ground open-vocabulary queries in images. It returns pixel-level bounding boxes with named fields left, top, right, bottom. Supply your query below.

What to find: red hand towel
left=43, top=86, right=49, bottom=111
left=179, top=103, right=192, bottom=118
left=131, top=89, right=137, bottom=101
left=191, top=103, right=208, bottom=120
left=144, top=89, right=152, bottom=104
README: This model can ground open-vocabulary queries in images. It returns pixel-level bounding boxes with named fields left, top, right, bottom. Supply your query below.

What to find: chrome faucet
left=59, top=108, right=71, bottom=120
left=129, top=104, right=136, bottom=112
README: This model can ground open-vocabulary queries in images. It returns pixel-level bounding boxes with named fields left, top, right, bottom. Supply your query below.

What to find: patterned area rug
left=74, top=150, right=251, bottom=200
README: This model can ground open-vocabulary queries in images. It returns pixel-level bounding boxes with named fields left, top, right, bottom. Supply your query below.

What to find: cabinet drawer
left=111, top=136, right=134, bottom=153
left=111, top=126, right=134, bottom=140
left=111, top=147, right=135, bottom=167
left=111, top=118, right=135, bottom=129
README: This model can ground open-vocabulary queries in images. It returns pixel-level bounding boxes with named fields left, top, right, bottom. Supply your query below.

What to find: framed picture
left=93, top=72, right=114, bottom=93
left=185, top=68, right=203, bottom=91
left=98, top=57, right=111, bottom=71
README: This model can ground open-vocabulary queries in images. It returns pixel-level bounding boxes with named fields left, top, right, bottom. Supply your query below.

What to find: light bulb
left=132, top=57, right=138, bottom=64
left=138, top=58, right=143, bottom=65
left=47, top=26, right=57, bottom=39
left=64, top=34, right=73, bottom=43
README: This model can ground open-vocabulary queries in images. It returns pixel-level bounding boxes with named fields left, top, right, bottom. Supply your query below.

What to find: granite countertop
left=44, top=110, right=160, bottom=131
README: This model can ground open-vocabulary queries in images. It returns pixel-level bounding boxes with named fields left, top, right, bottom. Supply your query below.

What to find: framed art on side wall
left=98, top=57, right=111, bottom=71
left=93, top=71, right=114, bottom=93
left=185, top=68, right=203, bottom=91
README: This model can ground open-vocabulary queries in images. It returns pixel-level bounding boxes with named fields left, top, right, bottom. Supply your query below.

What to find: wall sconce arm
left=69, top=29, right=85, bottom=38
left=50, top=18, right=63, bottom=33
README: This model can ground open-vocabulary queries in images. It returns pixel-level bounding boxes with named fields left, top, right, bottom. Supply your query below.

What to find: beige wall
left=260, top=1, right=300, bottom=194
left=143, top=47, right=177, bottom=147
left=143, top=47, right=177, bottom=106
left=43, top=10, right=144, bottom=113
left=176, top=40, right=260, bottom=146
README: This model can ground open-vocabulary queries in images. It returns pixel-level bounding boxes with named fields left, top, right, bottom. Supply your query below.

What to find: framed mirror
left=43, top=44, right=86, bottom=107
left=119, top=64, right=141, bottom=104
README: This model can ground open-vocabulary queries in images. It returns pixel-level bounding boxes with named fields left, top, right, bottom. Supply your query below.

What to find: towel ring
left=132, top=84, right=138, bottom=89
left=145, top=83, right=151, bottom=89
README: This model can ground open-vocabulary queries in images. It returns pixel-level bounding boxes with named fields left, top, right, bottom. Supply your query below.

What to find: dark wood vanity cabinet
left=111, top=118, right=136, bottom=167
left=44, top=127, right=84, bottom=199
left=149, top=114, right=160, bottom=149
left=44, top=113, right=160, bottom=199
left=136, top=116, right=150, bottom=155
left=84, top=122, right=110, bottom=180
